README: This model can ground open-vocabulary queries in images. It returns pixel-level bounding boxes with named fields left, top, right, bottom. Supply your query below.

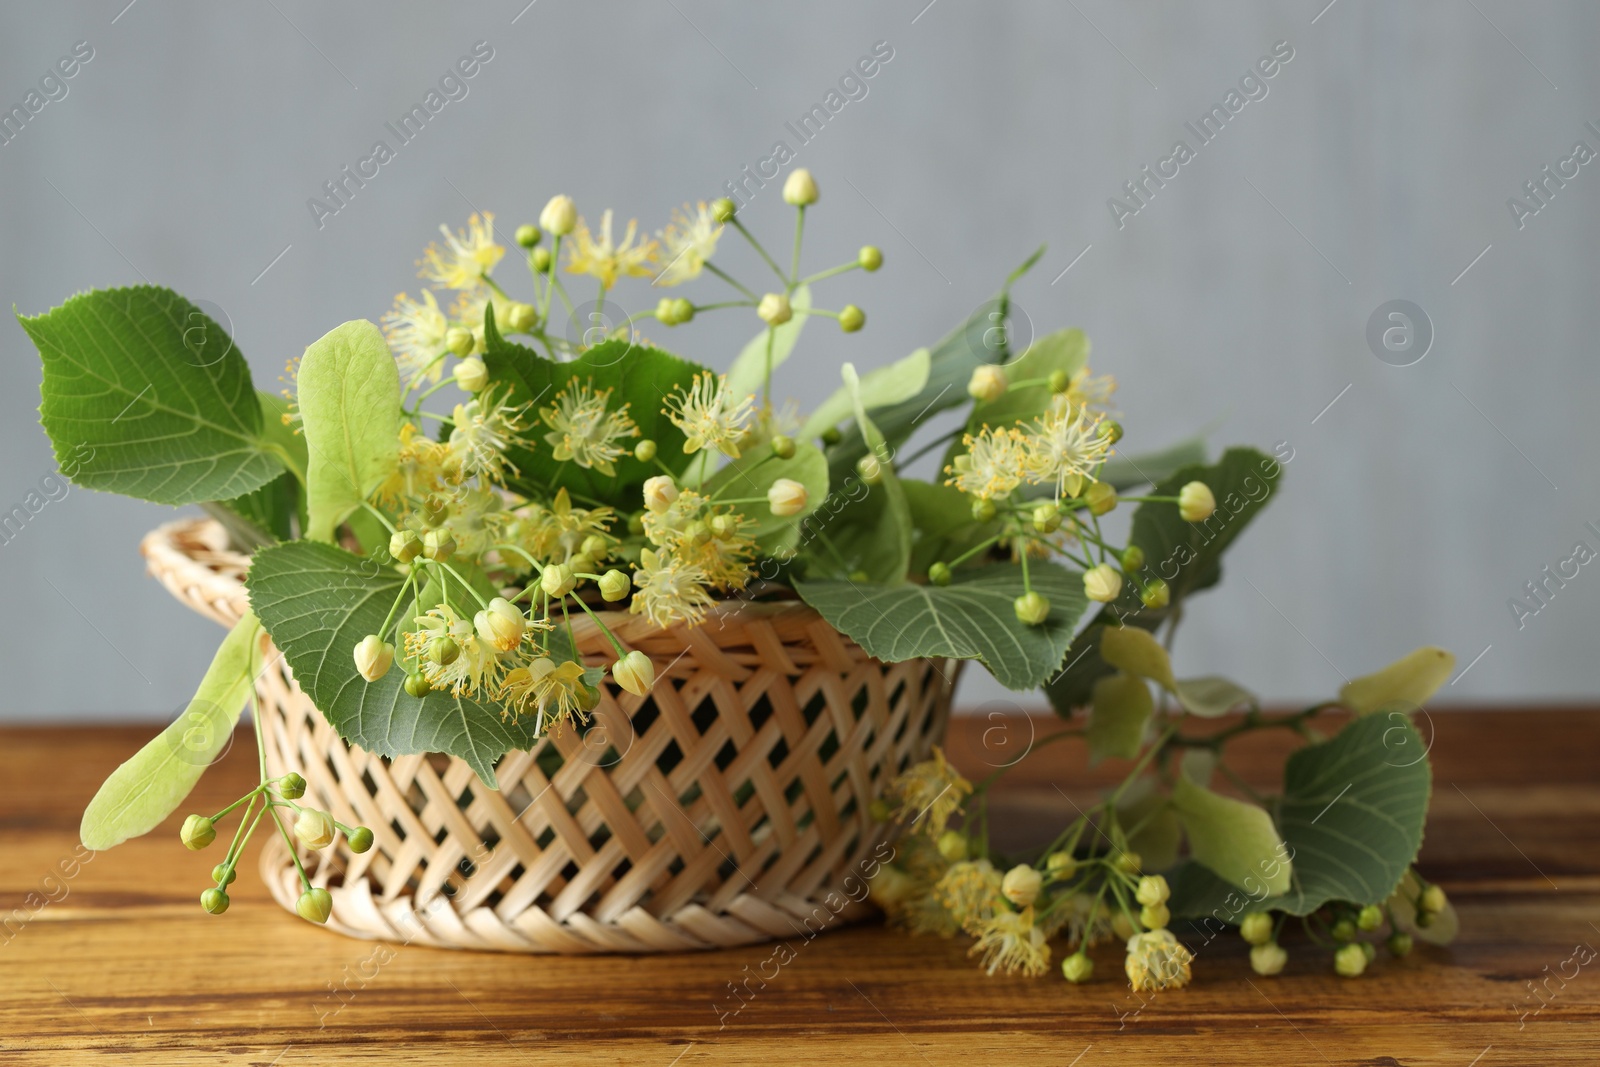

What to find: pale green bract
left=1171, top=772, right=1292, bottom=898
left=297, top=320, right=402, bottom=542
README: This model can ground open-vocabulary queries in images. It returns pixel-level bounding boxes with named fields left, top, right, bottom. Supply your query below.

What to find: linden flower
left=664, top=372, right=755, bottom=459
left=1124, top=929, right=1195, bottom=992
left=500, top=658, right=589, bottom=734
left=375, top=422, right=456, bottom=510
left=451, top=288, right=511, bottom=344
left=404, top=604, right=509, bottom=697
left=382, top=290, right=451, bottom=385
left=541, top=380, right=639, bottom=476
left=630, top=547, right=715, bottom=629
left=565, top=209, right=658, bottom=290
left=1063, top=367, right=1117, bottom=412
left=884, top=746, right=974, bottom=836
left=511, top=487, right=618, bottom=563
left=970, top=908, right=1052, bottom=977
left=443, top=484, right=514, bottom=559
left=655, top=201, right=725, bottom=287
left=448, top=386, right=530, bottom=484
left=934, top=859, right=1004, bottom=934
left=1020, top=397, right=1112, bottom=500
left=946, top=426, right=1026, bottom=501
left=419, top=212, right=505, bottom=291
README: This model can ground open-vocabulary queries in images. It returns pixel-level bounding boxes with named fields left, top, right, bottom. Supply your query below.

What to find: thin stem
left=790, top=205, right=805, bottom=284
left=731, top=218, right=788, bottom=283
left=1106, top=726, right=1177, bottom=809
left=947, top=533, right=1003, bottom=569
left=540, top=236, right=562, bottom=324
left=569, top=594, right=628, bottom=658
left=704, top=261, right=757, bottom=299
left=269, top=806, right=312, bottom=891
left=431, top=560, right=491, bottom=610
left=900, top=427, right=964, bottom=467
left=799, top=261, right=861, bottom=286
left=413, top=375, right=457, bottom=406
left=360, top=502, right=398, bottom=535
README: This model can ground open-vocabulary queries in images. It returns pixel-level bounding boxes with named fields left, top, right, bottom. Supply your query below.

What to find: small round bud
left=967, top=365, right=1008, bottom=403
left=541, top=563, right=577, bottom=598
left=1084, top=481, right=1117, bottom=516
left=1083, top=564, right=1123, bottom=604
left=279, top=772, right=307, bottom=800
left=971, top=498, right=997, bottom=522
left=1334, top=942, right=1368, bottom=978
left=1014, top=591, right=1050, bottom=626
left=1001, top=864, right=1044, bottom=908
left=531, top=246, right=552, bottom=272
left=868, top=798, right=893, bottom=822
left=936, top=830, right=969, bottom=862
left=474, top=597, right=526, bottom=653
left=708, top=514, right=740, bottom=540
left=296, top=887, right=333, bottom=925
left=1239, top=912, right=1274, bottom=946
left=294, top=808, right=337, bottom=851
left=1062, top=951, right=1094, bottom=984
left=1178, top=481, right=1216, bottom=523
left=782, top=167, right=819, bottom=206
left=181, top=814, right=216, bottom=851
left=627, top=512, right=646, bottom=535
left=211, top=863, right=237, bottom=886
left=1139, top=902, right=1170, bottom=930
left=670, top=297, right=694, bottom=324
left=613, top=649, right=655, bottom=696
left=1135, top=874, right=1170, bottom=907
left=404, top=671, right=432, bottom=698
left=655, top=296, right=679, bottom=325
left=540, top=194, right=577, bottom=236
left=1415, top=908, right=1436, bottom=928
left=1046, top=851, right=1078, bottom=879
left=1330, top=918, right=1357, bottom=943
left=389, top=529, right=423, bottom=563
left=421, top=495, right=450, bottom=526
left=200, top=888, right=230, bottom=915
left=515, top=223, right=540, bottom=248
left=1360, top=941, right=1377, bottom=963
left=1357, top=904, right=1384, bottom=931
left=711, top=197, right=737, bottom=222
left=470, top=324, right=486, bottom=354
left=598, top=569, right=632, bottom=602
left=354, top=635, right=395, bottom=682
left=757, top=293, right=792, bottom=326
left=1111, top=911, right=1138, bottom=940
left=643, top=475, right=679, bottom=513
left=838, top=305, right=865, bottom=333
left=768, top=478, right=810, bottom=517
left=1101, top=420, right=1124, bottom=444
left=858, top=245, right=883, bottom=271
left=347, top=826, right=375, bottom=854
left=422, top=529, right=456, bottom=562
left=443, top=327, right=474, bottom=358
left=1114, top=851, right=1142, bottom=875
left=1420, top=884, right=1447, bottom=915
left=634, top=439, right=658, bottom=463
left=770, top=434, right=796, bottom=460
left=927, top=562, right=952, bottom=587
left=1140, top=578, right=1170, bottom=610
left=581, top=535, right=610, bottom=559
left=505, top=302, right=538, bottom=333
left=1251, top=941, right=1288, bottom=976
left=856, top=453, right=883, bottom=485
left=1387, top=931, right=1413, bottom=958
left=1120, top=545, right=1145, bottom=573
left=1032, top=502, right=1062, bottom=534
left=428, top=636, right=461, bottom=666
left=820, top=427, right=843, bottom=446
left=1047, top=369, right=1070, bottom=393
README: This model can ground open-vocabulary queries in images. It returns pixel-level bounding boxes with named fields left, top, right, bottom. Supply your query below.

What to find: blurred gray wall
left=2, top=0, right=1596, bottom=721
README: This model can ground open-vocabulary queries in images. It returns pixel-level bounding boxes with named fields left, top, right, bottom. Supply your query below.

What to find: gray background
left=2, top=0, right=1595, bottom=721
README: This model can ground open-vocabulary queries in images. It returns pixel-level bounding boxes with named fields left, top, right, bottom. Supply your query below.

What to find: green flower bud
left=1111, top=911, right=1138, bottom=940
left=711, top=197, right=738, bottom=222
left=655, top=296, right=679, bottom=325
left=515, top=223, right=540, bottom=248
left=1415, top=908, right=1436, bottom=929
left=971, top=498, right=997, bottom=522
left=1114, top=851, right=1142, bottom=875
left=1014, top=591, right=1050, bottom=626
left=1420, top=884, right=1447, bottom=914
left=294, top=808, right=336, bottom=851
left=540, top=194, right=577, bottom=236
left=1386, top=931, right=1413, bottom=957
left=935, top=831, right=969, bottom=862
left=1334, top=941, right=1368, bottom=978
left=612, top=649, right=655, bottom=697
left=1062, top=951, right=1094, bottom=984
left=1357, top=904, right=1384, bottom=931
left=858, top=245, right=883, bottom=272
left=1250, top=941, right=1288, bottom=976
left=1032, top=502, right=1062, bottom=534
left=505, top=302, right=538, bottom=332
left=1046, top=851, right=1078, bottom=879
left=181, top=814, right=216, bottom=851
left=531, top=246, right=552, bottom=272
left=868, top=798, right=893, bottom=822
left=782, top=167, right=819, bottom=206
left=670, top=297, right=694, bottom=324
left=1239, top=912, right=1274, bottom=946
left=1002, top=864, right=1044, bottom=908
left=353, top=635, right=395, bottom=682
left=296, top=887, right=333, bottom=925
left=211, top=863, right=237, bottom=886
left=1360, top=941, right=1377, bottom=963
left=770, top=434, right=796, bottom=460
left=598, top=569, right=632, bottom=602
left=1047, top=369, right=1070, bottom=393
left=422, top=529, right=456, bottom=562
left=928, top=562, right=952, bottom=587
left=683, top=522, right=712, bottom=547
left=634, top=439, right=658, bottom=463
left=580, top=535, right=610, bottom=559
left=1178, top=481, right=1217, bottom=523
left=347, top=826, right=375, bottom=854
left=1083, top=564, right=1123, bottom=604
left=1330, top=918, right=1357, bottom=943
left=707, top=514, right=739, bottom=540
left=820, top=427, right=843, bottom=446
left=200, top=888, right=230, bottom=915
left=757, top=293, right=792, bottom=326
left=1135, top=874, right=1170, bottom=907
left=1101, top=420, right=1125, bottom=444
left=542, top=563, right=577, bottom=598
left=627, top=512, right=647, bottom=535
left=421, top=494, right=450, bottom=527
left=404, top=671, right=432, bottom=698
left=839, top=305, right=865, bottom=333
left=278, top=772, right=307, bottom=800
left=428, top=636, right=461, bottom=666
left=389, top=529, right=424, bottom=563
left=856, top=453, right=883, bottom=485
left=1084, top=481, right=1117, bottom=516
left=567, top=554, right=597, bottom=577
left=1140, top=579, right=1170, bottom=610
left=445, top=327, right=475, bottom=358
left=1120, top=545, right=1145, bottom=573
left=1139, top=902, right=1170, bottom=931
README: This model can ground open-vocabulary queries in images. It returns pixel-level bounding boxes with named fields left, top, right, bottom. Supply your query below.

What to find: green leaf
left=800, top=347, right=931, bottom=442
left=1172, top=675, right=1256, bottom=718
left=297, top=320, right=401, bottom=542
left=1044, top=617, right=1161, bottom=717
left=795, top=561, right=1088, bottom=690
left=1087, top=673, right=1153, bottom=762
left=702, top=440, right=829, bottom=553
left=1100, top=625, right=1175, bottom=690
left=1338, top=646, right=1456, bottom=716
left=213, top=393, right=306, bottom=546
left=1171, top=773, right=1292, bottom=897
left=20, top=286, right=282, bottom=505
left=726, top=283, right=810, bottom=400
left=812, top=364, right=912, bottom=582
left=80, top=612, right=261, bottom=850
left=1100, top=434, right=1209, bottom=491
left=903, top=478, right=1000, bottom=576
left=247, top=541, right=539, bottom=787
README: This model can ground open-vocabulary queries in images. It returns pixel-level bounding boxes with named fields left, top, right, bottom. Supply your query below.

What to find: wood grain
left=1, top=709, right=1597, bottom=1065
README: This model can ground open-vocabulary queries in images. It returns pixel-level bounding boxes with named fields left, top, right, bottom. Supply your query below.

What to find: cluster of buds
left=1241, top=891, right=1431, bottom=979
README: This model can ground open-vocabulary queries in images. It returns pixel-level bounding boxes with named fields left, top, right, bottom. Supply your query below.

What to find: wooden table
left=3, top=709, right=1597, bottom=1065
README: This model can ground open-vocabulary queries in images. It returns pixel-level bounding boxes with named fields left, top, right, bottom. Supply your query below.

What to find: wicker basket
left=141, top=518, right=954, bottom=953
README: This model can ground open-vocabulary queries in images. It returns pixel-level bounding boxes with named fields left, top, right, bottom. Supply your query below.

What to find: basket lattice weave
left=141, top=519, right=954, bottom=954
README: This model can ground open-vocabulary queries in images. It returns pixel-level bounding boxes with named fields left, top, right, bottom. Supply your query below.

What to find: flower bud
left=1239, top=912, right=1274, bottom=946
left=515, top=223, right=540, bottom=248
left=682, top=522, right=711, bottom=547
left=1334, top=941, right=1368, bottom=978
left=613, top=649, right=655, bottom=696
left=967, top=365, right=1008, bottom=403
left=1046, top=851, right=1078, bottom=879
left=1135, top=874, right=1170, bottom=907
left=445, top=327, right=475, bottom=357
left=470, top=325, right=486, bottom=353
left=634, top=439, right=658, bottom=463
left=820, top=426, right=842, bottom=446
left=296, top=887, right=333, bottom=924
left=1032, top=502, right=1062, bottom=534
left=428, top=636, right=460, bottom=666
left=347, top=826, right=375, bottom=854
left=540, top=194, right=577, bottom=236
left=670, top=297, right=694, bottom=324
left=1014, top=591, right=1050, bottom=626
left=1140, top=578, right=1170, bottom=610
left=1419, top=884, right=1447, bottom=915
left=181, top=814, right=216, bottom=851
left=935, top=830, right=969, bottom=862
left=421, top=494, right=450, bottom=526
left=541, top=563, right=577, bottom=598
left=655, top=296, right=679, bottom=325
left=1139, top=903, right=1170, bottom=930
left=643, top=475, right=679, bottom=513
left=506, top=302, right=538, bottom=332
left=422, top=529, right=456, bottom=562
left=354, top=635, right=395, bottom=682
left=1178, top=481, right=1216, bottom=522
left=1114, top=851, right=1143, bottom=875
left=1120, top=545, right=1145, bottom=573
left=1084, top=564, right=1123, bottom=603
left=389, top=528, right=423, bottom=563
left=1330, top=918, right=1357, bottom=943
left=212, top=863, right=237, bottom=886
left=1250, top=941, right=1288, bottom=976
left=1111, top=911, right=1137, bottom=940
left=757, top=293, right=792, bottom=326
left=294, top=808, right=337, bottom=851
left=1357, top=903, right=1384, bottom=931
left=1000, top=864, right=1043, bottom=908
left=858, top=245, right=883, bottom=271
left=971, top=498, right=997, bottom=522
left=581, top=535, right=610, bottom=559
left=1101, top=420, right=1124, bottom=444
left=928, top=562, right=952, bottom=587
left=598, top=569, right=632, bottom=602
left=1047, top=369, right=1070, bottom=393
left=770, top=434, right=796, bottom=460
left=768, top=478, right=809, bottom=517
left=532, top=246, right=552, bottom=272
left=782, top=167, right=819, bottom=206
left=855, top=453, right=883, bottom=485
left=1062, top=951, right=1094, bottom=984
left=404, top=671, right=432, bottom=698
left=707, top=515, right=739, bottom=540
left=1084, top=481, right=1117, bottom=516
left=200, top=888, right=230, bottom=915
left=1387, top=931, right=1413, bottom=957
left=475, top=597, right=526, bottom=652
left=838, top=305, right=865, bottom=333
left=711, top=197, right=737, bottom=222
left=279, top=772, right=307, bottom=800
left=1361, top=941, right=1377, bottom=963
